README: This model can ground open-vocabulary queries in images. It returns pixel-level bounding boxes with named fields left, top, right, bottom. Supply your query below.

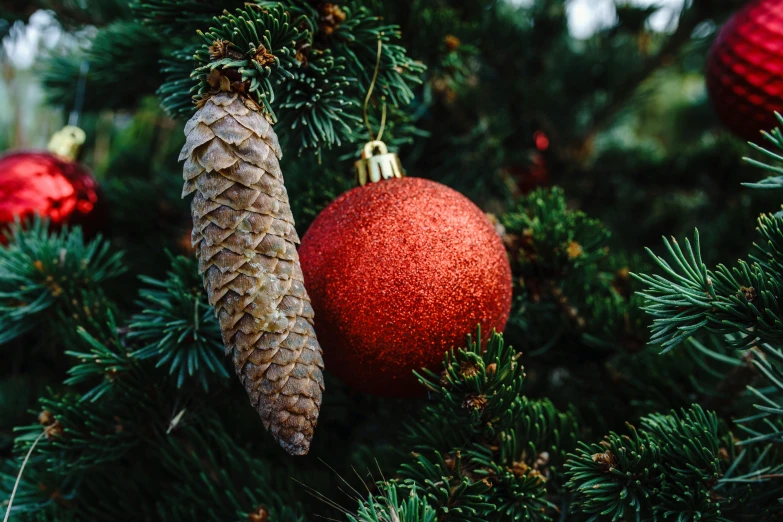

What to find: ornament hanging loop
left=48, top=61, right=89, bottom=161
left=355, top=140, right=403, bottom=186
left=47, top=126, right=86, bottom=160
left=356, top=36, right=403, bottom=186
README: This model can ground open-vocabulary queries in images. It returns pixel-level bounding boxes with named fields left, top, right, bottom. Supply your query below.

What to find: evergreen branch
left=325, top=3, right=424, bottom=108
left=155, top=1, right=424, bottom=153
left=413, top=328, right=526, bottom=444
left=634, top=228, right=783, bottom=351
left=349, top=483, right=437, bottom=522
left=156, top=415, right=304, bottom=521
left=565, top=404, right=770, bottom=521
left=398, top=329, right=578, bottom=521
left=635, top=116, right=783, bottom=452
left=0, top=457, right=77, bottom=518
left=640, top=406, right=722, bottom=482
left=566, top=424, right=663, bottom=521
left=255, top=0, right=426, bottom=107
left=157, top=47, right=199, bottom=119
left=14, top=392, right=139, bottom=473
left=607, top=333, right=760, bottom=423
left=64, top=316, right=133, bottom=403
left=0, top=220, right=125, bottom=345
left=503, top=187, right=647, bottom=353
left=286, top=154, right=355, bottom=230
left=191, top=4, right=304, bottom=120
left=132, top=0, right=246, bottom=37
left=42, top=21, right=164, bottom=111
left=127, top=255, right=228, bottom=391
left=502, top=187, right=610, bottom=274
left=277, top=49, right=361, bottom=154
left=731, top=342, right=783, bottom=444
left=399, top=451, right=495, bottom=521
left=742, top=112, right=783, bottom=189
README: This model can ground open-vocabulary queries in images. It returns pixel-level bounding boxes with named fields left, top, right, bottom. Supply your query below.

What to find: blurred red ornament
left=0, top=151, right=103, bottom=242
left=299, top=176, right=512, bottom=397
left=706, top=0, right=783, bottom=140
left=534, top=130, right=549, bottom=151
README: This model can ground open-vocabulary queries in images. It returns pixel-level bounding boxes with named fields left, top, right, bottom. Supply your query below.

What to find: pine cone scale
left=181, top=92, right=324, bottom=456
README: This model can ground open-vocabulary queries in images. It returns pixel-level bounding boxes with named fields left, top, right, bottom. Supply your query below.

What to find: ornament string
left=68, top=61, right=90, bottom=128
left=3, top=429, right=46, bottom=522
left=362, top=37, right=387, bottom=142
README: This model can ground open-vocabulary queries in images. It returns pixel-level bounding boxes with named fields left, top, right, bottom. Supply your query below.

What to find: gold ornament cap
left=47, top=126, right=86, bottom=161
left=355, top=140, right=404, bottom=186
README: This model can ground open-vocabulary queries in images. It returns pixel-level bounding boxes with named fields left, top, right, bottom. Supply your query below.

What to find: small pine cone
left=179, top=92, right=325, bottom=455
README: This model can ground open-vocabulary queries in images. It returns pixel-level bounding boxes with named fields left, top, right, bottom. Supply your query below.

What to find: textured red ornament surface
left=706, top=0, right=783, bottom=140
left=299, top=177, right=512, bottom=397
left=0, top=151, right=102, bottom=241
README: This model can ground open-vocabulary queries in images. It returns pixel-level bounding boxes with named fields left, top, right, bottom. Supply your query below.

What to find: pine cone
left=179, top=92, right=325, bottom=455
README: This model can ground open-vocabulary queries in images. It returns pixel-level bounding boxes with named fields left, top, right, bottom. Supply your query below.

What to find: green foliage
left=157, top=416, right=304, bottom=522
left=0, top=220, right=125, bottom=345
left=64, top=315, right=135, bottom=402
left=157, top=47, right=199, bottom=119
left=503, top=186, right=611, bottom=274
left=566, top=424, right=663, bottom=521
left=152, top=0, right=424, bottom=153
left=131, top=0, right=246, bottom=36
left=503, top=187, right=647, bottom=353
left=743, top=112, right=783, bottom=190
left=15, top=391, right=139, bottom=472
left=609, top=335, right=759, bottom=419
left=634, top=229, right=783, bottom=351
left=634, top=119, right=783, bottom=452
left=128, top=255, right=228, bottom=391
left=394, top=329, right=579, bottom=521
left=277, top=49, right=361, bottom=154
left=350, top=483, right=437, bottom=522
left=628, top=117, right=783, bottom=520
left=42, top=21, right=164, bottom=111
left=191, top=4, right=304, bottom=119
left=566, top=404, right=783, bottom=522
left=0, top=457, right=78, bottom=519
left=0, top=228, right=303, bottom=520
left=286, top=155, right=355, bottom=230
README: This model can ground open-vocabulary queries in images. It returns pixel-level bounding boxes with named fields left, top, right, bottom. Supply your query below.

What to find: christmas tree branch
left=566, top=404, right=783, bottom=520
left=127, top=255, right=228, bottom=391
left=0, top=220, right=125, bottom=345
left=502, top=187, right=647, bottom=354
left=634, top=229, right=783, bottom=351
left=394, top=329, right=579, bottom=520
left=42, top=21, right=165, bottom=111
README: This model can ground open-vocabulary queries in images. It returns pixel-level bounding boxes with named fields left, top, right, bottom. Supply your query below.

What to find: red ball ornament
left=299, top=176, right=512, bottom=397
left=0, top=151, right=103, bottom=242
left=706, top=0, right=783, bottom=140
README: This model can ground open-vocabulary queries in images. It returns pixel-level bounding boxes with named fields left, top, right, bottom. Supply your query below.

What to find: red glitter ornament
left=0, top=151, right=103, bottom=242
left=706, top=0, right=783, bottom=140
left=299, top=177, right=512, bottom=397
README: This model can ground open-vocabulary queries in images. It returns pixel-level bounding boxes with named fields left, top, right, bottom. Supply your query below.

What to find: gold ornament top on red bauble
left=0, top=126, right=104, bottom=242
left=299, top=140, right=512, bottom=397
left=706, top=0, right=783, bottom=140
